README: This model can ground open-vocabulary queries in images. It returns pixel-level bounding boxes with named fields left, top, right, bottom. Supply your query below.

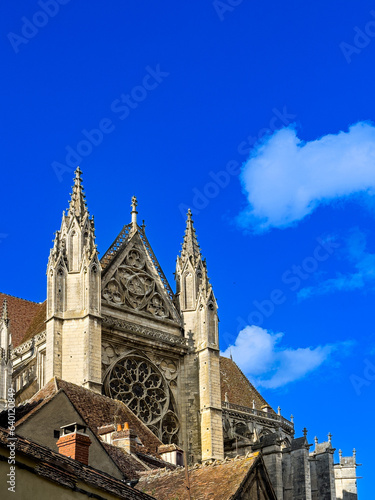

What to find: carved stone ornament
left=159, top=359, right=178, bottom=381
left=102, top=343, right=122, bottom=366
left=101, top=315, right=189, bottom=349
left=102, top=246, right=170, bottom=319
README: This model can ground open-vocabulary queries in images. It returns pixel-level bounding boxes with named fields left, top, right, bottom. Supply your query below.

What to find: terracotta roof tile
left=220, top=356, right=274, bottom=412
left=21, top=300, right=47, bottom=343
left=102, top=442, right=150, bottom=479
left=137, top=453, right=261, bottom=500
left=0, top=293, right=42, bottom=347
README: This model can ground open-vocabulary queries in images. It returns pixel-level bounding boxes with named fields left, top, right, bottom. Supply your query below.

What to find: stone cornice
left=102, top=315, right=189, bottom=350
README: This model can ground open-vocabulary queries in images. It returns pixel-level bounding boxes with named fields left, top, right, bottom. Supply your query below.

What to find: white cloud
left=298, top=229, right=375, bottom=299
left=221, top=325, right=349, bottom=389
left=238, top=121, right=375, bottom=231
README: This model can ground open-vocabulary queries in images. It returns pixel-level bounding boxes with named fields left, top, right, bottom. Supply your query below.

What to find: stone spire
left=46, top=168, right=102, bottom=393
left=0, top=298, right=12, bottom=410
left=180, top=209, right=201, bottom=265
left=49, top=168, right=96, bottom=272
left=175, top=211, right=223, bottom=463
left=1, top=298, right=9, bottom=325
left=66, top=167, right=89, bottom=223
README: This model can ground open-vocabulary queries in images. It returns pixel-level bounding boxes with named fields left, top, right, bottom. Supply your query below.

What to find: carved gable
left=101, top=232, right=181, bottom=324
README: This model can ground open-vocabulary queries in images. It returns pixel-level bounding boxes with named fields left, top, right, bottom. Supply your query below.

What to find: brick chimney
left=56, top=423, right=91, bottom=465
left=112, top=422, right=137, bottom=454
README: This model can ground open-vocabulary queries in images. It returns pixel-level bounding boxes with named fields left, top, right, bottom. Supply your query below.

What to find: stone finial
left=328, top=432, right=332, bottom=444
left=252, top=400, right=256, bottom=410
left=224, top=392, right=229, bottom=403
left=353, top=448, right=356, bottom=460
left=131, top=196, right=138, bottom=226
left=303, top=427, right=308, bottom=438
left=290, top=414, right=294, bottom=423
left=277, top=406, right=281, bottom=416
left=179, top=209, right=201, bottom=264
left=315, top=436, right=318, bottom=447
left=339, top=449, right=342, bottom=460
left=1, top=299, right=9, bottom=323
left=141, top=220, right=146, bottom=232
left=67, top=167, right=88, bottom=221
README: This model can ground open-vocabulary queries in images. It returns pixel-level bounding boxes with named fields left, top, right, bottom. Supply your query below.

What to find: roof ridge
left=0, top=292, right=42, bottom=305
left=141, top=452, right=260, bottom=479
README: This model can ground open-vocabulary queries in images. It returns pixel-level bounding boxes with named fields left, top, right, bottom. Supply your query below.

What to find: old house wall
left=16, top=391, right=123, bottom=479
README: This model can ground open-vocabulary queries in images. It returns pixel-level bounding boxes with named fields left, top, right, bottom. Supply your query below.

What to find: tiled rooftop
left=0, top=427, right=155, bottom=500
left=27, top=378, right=163, bottom=456
left=0, top=292, right=43, bottom=347
left=137, top=453, right=261, bottom=500
left=220, top=356, right=273, bottom=412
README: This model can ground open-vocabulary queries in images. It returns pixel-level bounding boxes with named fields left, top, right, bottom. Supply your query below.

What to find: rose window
left=106, top=356, right=169, bottom=425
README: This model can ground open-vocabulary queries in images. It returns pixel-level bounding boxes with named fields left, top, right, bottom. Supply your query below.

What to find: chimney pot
left=113, top=423, right=137, bottom=454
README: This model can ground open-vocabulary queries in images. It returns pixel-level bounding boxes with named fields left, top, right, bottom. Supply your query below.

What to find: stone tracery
left=102, top=246, right=170, bottom=319
left=105, top=354, right=180, bottom=444
left=106, top=355, right=169, bottom=425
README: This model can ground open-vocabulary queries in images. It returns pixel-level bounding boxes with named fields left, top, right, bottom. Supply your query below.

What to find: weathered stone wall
left=310, top=450, right=336, bottom=500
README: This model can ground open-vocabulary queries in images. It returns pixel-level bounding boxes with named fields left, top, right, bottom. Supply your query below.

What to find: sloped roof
left=0, top=397, right=43, bottom=428
left=0, top=293, right=42, bottom=347
left=220, top=356, right=274, bottom=412
left=22, top=300, right=47, bottom=343
left=136, top=453, right=271, bottom=500
left=102, top=443, right=176, bottom=479
left=103, top=442, right=151, bottom=478
left=27, top=378, right=162, bottom=456
left=0, top=427, right=155, bottom=500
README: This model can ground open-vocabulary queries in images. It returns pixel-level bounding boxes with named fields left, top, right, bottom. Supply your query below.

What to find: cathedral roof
left=136, top=452, right=277, bottom=500
left=21, top=300, right=47, bottom=344
left=0, top=293, right=42, bottom=347
left=220, top=356, right=274, bottom=412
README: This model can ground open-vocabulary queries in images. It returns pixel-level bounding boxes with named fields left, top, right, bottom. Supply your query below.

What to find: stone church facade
left=0, top=168, right=360, bottom=499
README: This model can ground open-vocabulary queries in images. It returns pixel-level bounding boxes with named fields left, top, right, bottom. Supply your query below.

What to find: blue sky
left=2, top=1, right=375, bottom=495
